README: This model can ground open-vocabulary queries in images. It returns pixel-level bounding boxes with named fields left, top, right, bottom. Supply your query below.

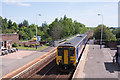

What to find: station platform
left=0, top=47, right=55, bottom=78
left=73, top=44, right=120, bottom=79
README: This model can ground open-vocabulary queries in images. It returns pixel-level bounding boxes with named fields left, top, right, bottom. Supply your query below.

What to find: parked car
left=1, top=51, right=5, bottom=55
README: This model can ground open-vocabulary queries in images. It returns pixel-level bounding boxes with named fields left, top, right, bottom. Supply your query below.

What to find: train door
left=63, top=48, right=70, bottom=65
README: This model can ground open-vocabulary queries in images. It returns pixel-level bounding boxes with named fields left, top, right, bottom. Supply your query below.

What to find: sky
left=0, top=0, right=119, bottom=27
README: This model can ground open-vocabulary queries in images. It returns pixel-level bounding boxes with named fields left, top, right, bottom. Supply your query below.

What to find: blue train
left=56, top=34, right=88, bottom=70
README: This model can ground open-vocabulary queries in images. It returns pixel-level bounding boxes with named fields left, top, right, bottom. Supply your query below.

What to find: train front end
left=56, top=46, right=76, bottom=70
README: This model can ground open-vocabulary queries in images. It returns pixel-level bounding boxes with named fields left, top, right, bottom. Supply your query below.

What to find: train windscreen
left=58, top=48, right=63, bottom=56
left=70, top=48, right=75, bottom=56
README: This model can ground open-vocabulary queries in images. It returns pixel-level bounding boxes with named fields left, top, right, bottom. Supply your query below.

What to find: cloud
left=16, top=2, right=31, bottom=6
left=3, top=0, right=31, bottom=6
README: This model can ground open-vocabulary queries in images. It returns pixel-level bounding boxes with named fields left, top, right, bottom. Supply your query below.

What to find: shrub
left=46, top=43, right=49, bottom=46
left=30, top=44, right=33, bottom=47
left=37, top=44, right=39, bottom=46
left=47, top=37, right=52, bottom=42
left=12, top=42, right=18, bottom=47
left=19, top=44, right=22, bottom=46
left=108, top=38, right=117, bottom=42
left=30, top=44, right=35, bottom=47
left=33, top=44, right=36, bottom=46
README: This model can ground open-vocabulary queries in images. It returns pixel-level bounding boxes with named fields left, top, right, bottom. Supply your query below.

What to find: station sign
left=37, top=36, right=41, bottom=41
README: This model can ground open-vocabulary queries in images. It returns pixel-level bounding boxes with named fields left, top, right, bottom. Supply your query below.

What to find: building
left=0, top=34, right=19, bottom=49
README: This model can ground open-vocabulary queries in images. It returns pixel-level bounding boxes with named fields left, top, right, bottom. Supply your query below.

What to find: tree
left=4, top=29, right=15, bottom=33
left=74, top=21, right=82, bottom=34
left=1, top=17, right=8, bottom=33
left=23, top=20, right=29, bottom=27
left=47, top=15, right=89, bottom=40
left=0, top=16, right=89, bottom=41
left=112, top=28, right=120, bottom=39
left=27, top=29, right=34, bottom=40
left=49, top=21, right=62, bottom=40
left=116, top=31, right=120, bottom=38
left=12, top=22, right=18, bottom=32
left=29, top=24, right=36, bottom=34
left=18, top=23, right=23, bottom=28
left=4, top=18, right=7, bottom=23
left=93, top=25, right=116, bottom=40
left=8, top=19, right=12, bottom=29
left=18, top=30, right=27, bottom=40
left=41, top=22, right=48, bottom=33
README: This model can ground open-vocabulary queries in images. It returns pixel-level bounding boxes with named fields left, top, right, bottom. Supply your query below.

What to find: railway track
left=30, top=59, right=72, bottom=80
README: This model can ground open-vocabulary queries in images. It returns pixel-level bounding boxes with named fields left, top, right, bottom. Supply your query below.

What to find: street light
left=98, top=13, right=103, bottom=49
left=36, top=14, right=41, bottom=50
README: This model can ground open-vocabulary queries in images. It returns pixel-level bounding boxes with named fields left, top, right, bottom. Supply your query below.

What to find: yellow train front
left=56, top=34, right=87, bottom=71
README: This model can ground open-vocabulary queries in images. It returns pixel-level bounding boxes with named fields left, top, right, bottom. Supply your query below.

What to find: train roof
left=58, top=34, right=87, bottom=48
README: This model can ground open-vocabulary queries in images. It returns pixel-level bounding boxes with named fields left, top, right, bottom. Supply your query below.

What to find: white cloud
left=16, top=2, right=31, bottom=6
left=3, top=0, right=31, bottom=6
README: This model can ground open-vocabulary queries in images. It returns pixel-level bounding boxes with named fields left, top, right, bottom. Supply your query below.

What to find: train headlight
left=58, top=60, right=61, bottom=62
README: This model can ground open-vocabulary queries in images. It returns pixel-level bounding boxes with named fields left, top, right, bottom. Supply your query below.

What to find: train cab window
left=58, top=48, right=63, bottom=56
left=70, top=48, right=75, bottom=56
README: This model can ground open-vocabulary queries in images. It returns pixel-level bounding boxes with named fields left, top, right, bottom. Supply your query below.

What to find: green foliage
left=30, top=44, right=35, bottom=47
left=12, top=22, right=19, bottom=32
left=116, top=31, right=120, bottom=38
left=93, top=25, right=116, bottom=41
left=1, top=17, right=18, bottom=33
left=108, top=38, right=117, bottom=42
left=37, top=44, right=39, bottom=46
left=2, top=18, right=8, bottom=33
left=47, top=37, right=52, bottom=42
left=23, top=20, right=29, bottom=27
left=12, top=42, right=18, bottom=47
left=46, top=15, right=89, bottom=40
left=19, top=44, right=22, bottom=46
left=8, top=19, right=12, bottom=29
left=5, top=29, right=15, bottom=33
left=18, top=30, right=27, bottom=40
left=1, top=15, right=89, bottom=41
left=46, top=43, right=49, bottom=46
left=112, top=28, right=120, bottom=38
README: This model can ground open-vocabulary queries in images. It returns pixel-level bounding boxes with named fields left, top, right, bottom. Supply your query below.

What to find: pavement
left=0, top=47, right=55, bottom=78
left=73, top=44, right=120, bottom=79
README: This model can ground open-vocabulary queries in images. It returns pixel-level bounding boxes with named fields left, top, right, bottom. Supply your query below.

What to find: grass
left=19, top=38, right=34, bottom=42
left=13, top=45, right=49, bottom=51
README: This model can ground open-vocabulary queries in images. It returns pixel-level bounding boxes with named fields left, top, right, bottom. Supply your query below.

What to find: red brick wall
left=24, top=41, right=40, bottom=47
left=2, top=34, right=19, bottom=44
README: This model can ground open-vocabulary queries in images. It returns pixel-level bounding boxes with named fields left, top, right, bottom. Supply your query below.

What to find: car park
left=0, top=47, right=18, bottom=56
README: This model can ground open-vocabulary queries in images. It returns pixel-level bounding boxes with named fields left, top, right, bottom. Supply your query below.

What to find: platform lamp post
left=98, top=13, right=103, bottom=49
left=36, top=14, right=41, bottom=50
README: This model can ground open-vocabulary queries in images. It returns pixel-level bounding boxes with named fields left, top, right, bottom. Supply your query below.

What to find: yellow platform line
left=72, top=45, right=89, bottom=78
left=1, top=47, right=57, bottom=79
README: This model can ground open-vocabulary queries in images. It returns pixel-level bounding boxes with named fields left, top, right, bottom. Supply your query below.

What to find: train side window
left=58, top=48, right=63, bottom=56
left=70, top=48, right=75, bottom=56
